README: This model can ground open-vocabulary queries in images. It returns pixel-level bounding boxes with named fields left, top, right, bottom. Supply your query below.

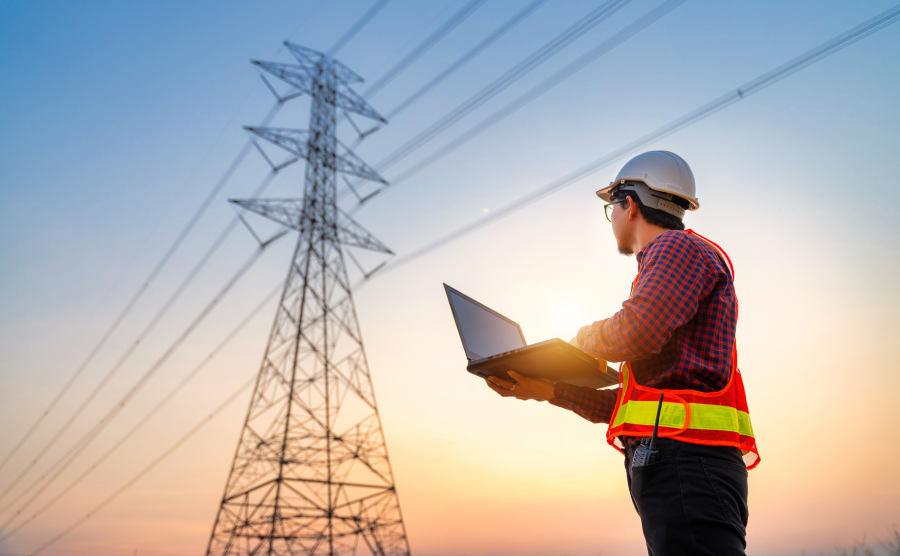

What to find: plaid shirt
left=550, top=230, right=737, bottom=424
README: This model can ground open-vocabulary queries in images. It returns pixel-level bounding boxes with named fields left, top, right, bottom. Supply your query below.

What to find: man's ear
left=627, top=197, right=639, bottom=221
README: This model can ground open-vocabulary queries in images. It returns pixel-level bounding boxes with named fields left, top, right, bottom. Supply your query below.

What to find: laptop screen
left=444, top=285, right=526, bottom=360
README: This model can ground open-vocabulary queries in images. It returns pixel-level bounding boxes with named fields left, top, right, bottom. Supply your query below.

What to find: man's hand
left=485, top=370, right=555, bottom=402
left=575, top=324, right=593, bottom=348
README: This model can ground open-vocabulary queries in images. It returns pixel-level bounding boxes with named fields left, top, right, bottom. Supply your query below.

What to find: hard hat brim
left=596, top=179, right=700, bottom=211
left=595, top=184, right=615, bottom=203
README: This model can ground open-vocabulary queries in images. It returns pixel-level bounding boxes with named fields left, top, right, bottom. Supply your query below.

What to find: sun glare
left=549, top=299, right=579, bottom=339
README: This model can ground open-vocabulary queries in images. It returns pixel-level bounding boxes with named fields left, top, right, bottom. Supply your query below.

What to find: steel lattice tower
left=206, top=43, right=411, bottom=556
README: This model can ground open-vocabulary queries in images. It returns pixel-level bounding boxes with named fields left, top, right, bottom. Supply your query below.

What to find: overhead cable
left=347, top=0, right=548, bottom=148
left=0, top=283, right=282, bottom=540
left=0, top=170, right=281, bottom=510
left=327, top=0, right=392, bottom=57
left=382, top=0, right=548, bottom=120
left=360, top=0, right=487, bottom=100
left=338, top=0, right=632, bottom=198
left=24, top=376, right=257, bottom=556
left=370, top=0, right=687, bottom=200
left=0, top=104, right=280, bottom=480
left=370, top=3, right=900, bottom=277
left=0, top=236, right=283, bottom=527
left=365, top=0, right=630, bottom=172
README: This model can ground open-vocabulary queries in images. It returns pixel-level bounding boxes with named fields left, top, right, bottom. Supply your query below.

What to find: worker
left=485, top=151, right=759, bottom=556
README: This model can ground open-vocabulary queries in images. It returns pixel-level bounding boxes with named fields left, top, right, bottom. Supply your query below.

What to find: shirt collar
left=636, top=231, right=671, bottom=265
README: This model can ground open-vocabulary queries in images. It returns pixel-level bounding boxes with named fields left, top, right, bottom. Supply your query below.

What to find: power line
left=336, top=0, right=489, bottom=140
left=0, top=283, right=283, bottom=540
left=327, top=0, right=392, bottom=57
left=0, top=104, right=280, bottom=480
left=368, top=0, right=687, bottom=200
left=24, top=376, right=257, bottom=556
left=338, top=0, right=633, bottom=198
left=370, top=2, right=900, bottom=278
left=381, top=0, right=549, bottom=122
left=360, top=0, right=487, bottom=100
left=14, top=75, right=265, bottom=429
left=372, top=0, right=630, bottom=167
left=0, top=170, right=283, bottom=512
left=0, top=237, right=284, bottom=528
left=360, top=1, right=462, bottom=82
left=346, top=0, right=549, bottom=149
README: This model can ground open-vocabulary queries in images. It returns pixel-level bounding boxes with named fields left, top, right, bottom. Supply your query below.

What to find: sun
left=549, top=299, right=579, bottom=338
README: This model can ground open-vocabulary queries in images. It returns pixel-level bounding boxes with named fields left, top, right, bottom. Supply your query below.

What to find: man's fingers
left=488, top=375, right=515, bottom=389
left=485, top=379, right=514, bottom=397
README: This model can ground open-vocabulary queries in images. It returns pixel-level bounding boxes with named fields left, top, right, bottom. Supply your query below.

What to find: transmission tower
left=206, top=42, right=411, bottom=556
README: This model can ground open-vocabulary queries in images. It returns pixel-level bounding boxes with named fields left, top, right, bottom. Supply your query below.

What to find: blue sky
left=1, top=1, right=899, bottom=555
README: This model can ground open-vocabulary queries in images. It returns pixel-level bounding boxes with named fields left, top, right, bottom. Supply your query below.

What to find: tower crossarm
left=229, top=199, right=306, bottom=231
left=333, top=139, right=388, bottom=184
left=229, top=199, right=393, bottom=256
left=252, top=60, right=315, bottom=97
left=337, top=208, right=393, bottom=254
left=245, top=126, right=387, bottom=184
left=283, top=41, right=364, bottom=84
left=245, top=126, right=311, bottom=161
left=331, top=83, right=388, bottom=123
left=253, top=60, right=386, bottom=123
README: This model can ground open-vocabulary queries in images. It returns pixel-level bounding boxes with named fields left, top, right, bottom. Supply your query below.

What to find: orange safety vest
left=606, top=230, right=760, bottom=469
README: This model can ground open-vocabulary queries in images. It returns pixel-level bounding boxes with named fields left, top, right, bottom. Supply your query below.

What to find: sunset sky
left=1, top=1, right=899, bottom=555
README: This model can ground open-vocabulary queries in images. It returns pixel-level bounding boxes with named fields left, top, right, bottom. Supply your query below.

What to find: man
left=485, top=151, right=759, bottom=556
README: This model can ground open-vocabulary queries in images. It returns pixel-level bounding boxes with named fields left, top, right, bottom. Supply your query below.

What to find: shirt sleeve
left=550, top=382, right=618, bottom=424
left=581, top=232, right=716, bottom=363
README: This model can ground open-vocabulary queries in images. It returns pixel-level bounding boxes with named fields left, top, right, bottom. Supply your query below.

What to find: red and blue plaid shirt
left=550, top=230, right=737, bottom=424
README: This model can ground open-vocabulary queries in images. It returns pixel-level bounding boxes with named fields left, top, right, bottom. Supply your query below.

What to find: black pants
left=624, top=438, right=749, bottom=556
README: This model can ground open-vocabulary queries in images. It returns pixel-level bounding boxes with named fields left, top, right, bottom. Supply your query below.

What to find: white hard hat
left=596, top=151, right=699, bottom=212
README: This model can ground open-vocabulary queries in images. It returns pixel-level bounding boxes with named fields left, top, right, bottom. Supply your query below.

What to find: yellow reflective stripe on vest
left=612, top=400, right=754, bottom=438
left=620, top=365, right=631, bottom=391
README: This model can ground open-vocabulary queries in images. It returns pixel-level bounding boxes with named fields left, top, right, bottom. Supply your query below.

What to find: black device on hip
left=632, top=393, right=666, bottom=468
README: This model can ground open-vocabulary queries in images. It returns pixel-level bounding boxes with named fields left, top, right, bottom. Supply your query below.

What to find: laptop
left=444, top=284, right=618, bottom=389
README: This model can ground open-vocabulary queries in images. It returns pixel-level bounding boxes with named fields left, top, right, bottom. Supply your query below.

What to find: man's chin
left=617, top=244, right=634, bottom=256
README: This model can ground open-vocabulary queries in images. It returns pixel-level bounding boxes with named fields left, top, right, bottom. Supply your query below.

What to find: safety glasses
left=604, top=197, right=628, bottom=222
